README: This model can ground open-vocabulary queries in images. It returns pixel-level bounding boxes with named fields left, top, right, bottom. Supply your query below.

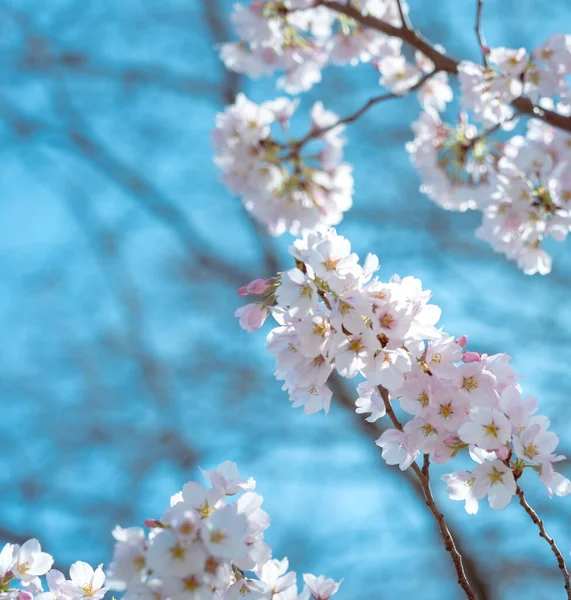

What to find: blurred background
left=1, top=0, right=571, bottom=598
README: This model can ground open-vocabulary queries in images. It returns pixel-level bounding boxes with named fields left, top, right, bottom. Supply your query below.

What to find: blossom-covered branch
left=317, top=0, right=571, bottom=131
left=217, top=0, right=571, bottom=274
left=235, top=227, right=571, bottom=596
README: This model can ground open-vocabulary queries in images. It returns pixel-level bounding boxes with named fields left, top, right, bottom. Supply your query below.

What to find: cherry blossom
left=235, top=227, right=570, bottom=513
left=106, top=462, right=340, bottom=600
left=213, top=94, right=353, bottom=236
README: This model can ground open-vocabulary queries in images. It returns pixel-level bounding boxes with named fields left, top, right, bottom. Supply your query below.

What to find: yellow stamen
left=488, top=466, right=505, bottom=486
left=439, top=403, right=453, bottom=418
left=483, top=422, right=499, bottom=437
left=169, top=544, right=186, bottom=560
left=209, top=530, right=227, bottom=544
left=182, top=577, right=200, bottom=591
left=323, top=257, right=341, bottom=271
left=462, top=376, right=478, bottom=391
left=348, top=339, right=364, bottom=353
left=418, top=392, right=429, bottom=407
left=197, top=503, right=213, bottom=518
left=524, top=443, right=539, bottom=459
left=381, top=313, right=395, bottom=328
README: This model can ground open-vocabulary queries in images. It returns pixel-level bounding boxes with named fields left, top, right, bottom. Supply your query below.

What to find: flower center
left=418, top=392, right=429, bottom=407
left=462, top=376, right=478, bottom=391
left=323, top=257, right=340, bottom=271
left=488, top=466, right=505, bottom=486
left=439, top=403, right=453, bottom=418
left=483, top=422, right=499, bottom=437
left=183, top=576, right=200, bottom=591
left=380, top=313, right=395, bottom=328
left=170, top=544, right=186, bottom=560
left=209, top=530, right=227, bottom=544
left=524, top=443, right=539, bottom=458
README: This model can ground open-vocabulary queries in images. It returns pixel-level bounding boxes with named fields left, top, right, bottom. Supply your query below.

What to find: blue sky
left=1, top=1, right=571, bottom=598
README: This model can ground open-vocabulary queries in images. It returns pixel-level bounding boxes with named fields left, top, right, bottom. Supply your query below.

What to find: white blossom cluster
left=107, top=461, right=342, bottom=600
left=0, top=539, right=107, bottom=600
left=220, top=0, right=407, bottom=94
left=220, top=1, right=452, bottom=107
left=407, top=110, right=571, bottom=275
left=406, top=36, right=571, bottom=275
left=236, top=228, right=571, bottom=512
left=459, top=37, right=571, bottom=127
left=218, top=3, right=571, bottom=273
left=212, top=94, right=353, bottom=236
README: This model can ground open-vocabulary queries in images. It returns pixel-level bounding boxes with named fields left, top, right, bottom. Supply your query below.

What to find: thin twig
left=516, top=485, right=571, bottom=599
left=295, top=70, right=437, bottom=151
left=317, top=0, right=571, bottom=133
left=378, top=385, right=478, bottom=600
left=395, top=0, right=412, bottom=31
left=475, top=0, right=488, bottom=67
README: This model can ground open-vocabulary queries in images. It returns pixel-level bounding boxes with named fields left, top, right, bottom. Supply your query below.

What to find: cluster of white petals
left=220, top=1, right=452, bottom=109
left=0, top=539, right=106, bottom=600
left=220, top=0, right=409, bottom=94
left=408, top=110, right=571, bottom=274
left=236, top=228, right=571, bottom=512
left=108, top=461, right=342, bottom=600
left=408, top=37, right=571, bottom=274
left=459, top=36, right=571, bottom=127
left=218, top=3, right=571, bottom=273
left=213, top=94, right=353, bottom=236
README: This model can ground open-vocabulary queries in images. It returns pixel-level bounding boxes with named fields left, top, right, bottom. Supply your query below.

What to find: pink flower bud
left=481, top=44, right=491, bottom=55
left=248, top=278, right=273, bottom=295
left=19, top=592, right=33, bottom=600
left=462, top=351, right=481, bottom=363
left=237, top=278, right=274, bottom=296
left=144, top=519, right=163, bottom=528
left=457, top=334, right=468, bottom=347
left=235, top=303, right=269, bottom=333
left=496, top=445, right=509, bottom=461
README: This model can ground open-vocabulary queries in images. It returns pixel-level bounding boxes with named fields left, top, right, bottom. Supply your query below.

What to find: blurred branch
left=201, top=0, right=242, bottom=104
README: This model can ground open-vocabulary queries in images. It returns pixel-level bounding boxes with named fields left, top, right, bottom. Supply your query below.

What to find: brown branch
left=516, top=485, right=571, bottom=598
left=295, top=70, right=437, bottom=150
left=474, top=0, right=489, bottom=67
left=378, top=385, right=478, bottom=600
left=395, top=0, right=411, bottom=31
left=327, top=376, right=491, bottom=598
left=317, top=0, right=571, bottom=133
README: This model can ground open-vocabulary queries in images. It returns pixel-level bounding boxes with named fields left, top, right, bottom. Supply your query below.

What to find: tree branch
left=474, top=0, right=489, bottom=67
left=295, top=70, right=437, bottom=150
left=317, top=0, right=571, bottom=133
left=378, top=385, right=478, bottom=600
left=516, top=485, right=571, bottom=599
left=395, top=0, right=411, bottom=31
